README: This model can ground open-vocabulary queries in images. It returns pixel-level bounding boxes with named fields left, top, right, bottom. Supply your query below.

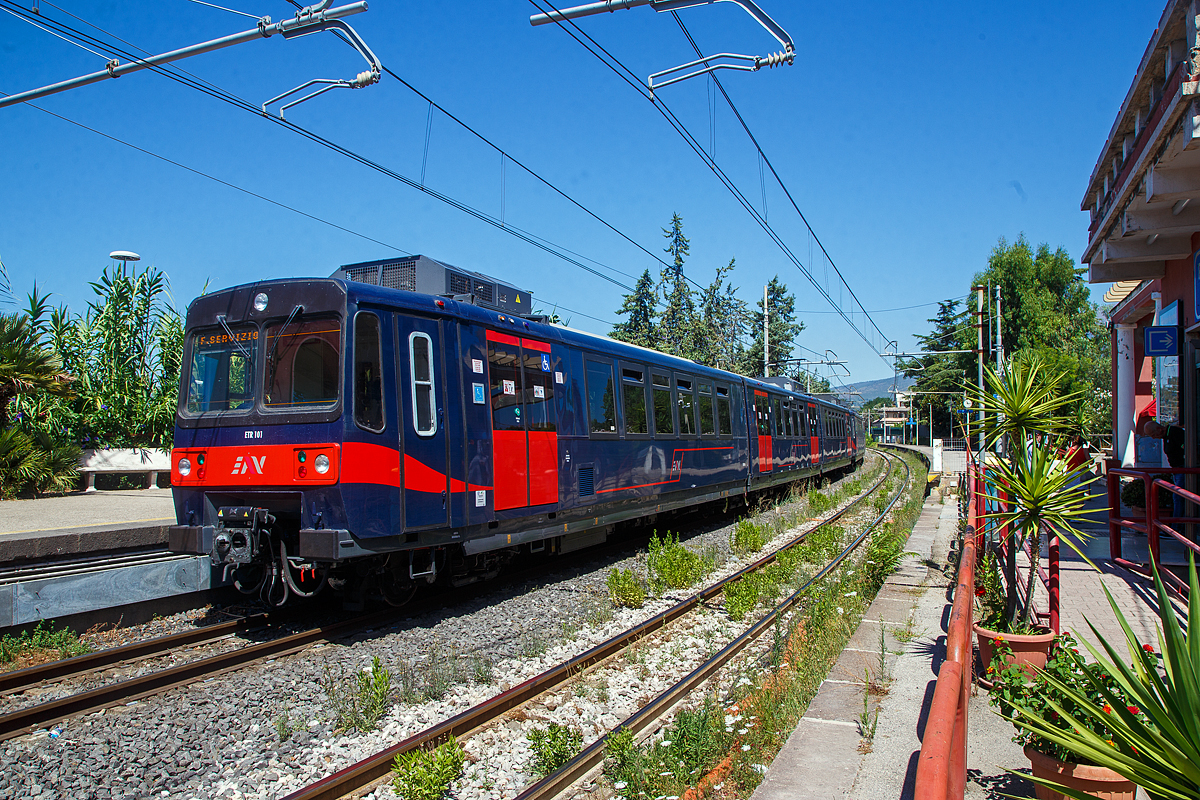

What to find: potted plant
left=1118, top=478, right=1170, bottom=516
left=989, top=633, right=1138, bottom=800
left=967, top=354, right=1102, bottom=669
left=998, top=554, right=1200, bottom=800
left=975, top=550, right=1055, bottom=680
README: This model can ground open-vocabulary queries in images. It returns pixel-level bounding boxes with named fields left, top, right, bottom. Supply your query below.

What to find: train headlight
left=314, top=454, right=330, bottom=474
left=178, top=458, right=192, bottom=476
left=253, top=292, right=269, bottom=312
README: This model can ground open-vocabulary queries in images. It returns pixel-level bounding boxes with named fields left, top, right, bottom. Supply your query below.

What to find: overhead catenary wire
left=671, top=15, right=893, bottom=358
left=526, top=0, right=895, bottom=365
left=2, top=90, right=413, bottom=257
left=0, top=0, right=643, bottom=297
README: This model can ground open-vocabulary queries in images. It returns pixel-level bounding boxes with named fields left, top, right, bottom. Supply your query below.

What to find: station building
left=1085, top=0, right=1200, bottom=468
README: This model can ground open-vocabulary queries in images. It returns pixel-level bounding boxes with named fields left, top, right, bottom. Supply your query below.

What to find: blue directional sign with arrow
left=1144, top=325, right=1179, bottom=357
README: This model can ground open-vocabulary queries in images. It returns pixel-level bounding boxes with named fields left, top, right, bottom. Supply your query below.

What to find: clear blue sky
left=0, top=0, right=1161, bottom=384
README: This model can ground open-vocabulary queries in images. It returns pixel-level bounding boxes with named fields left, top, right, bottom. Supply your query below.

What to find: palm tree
left=0, top=312, right=73, bottom=428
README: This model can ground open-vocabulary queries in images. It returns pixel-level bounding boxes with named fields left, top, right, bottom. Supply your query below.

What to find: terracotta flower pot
left=974, top=624, right=1054, bottom=679
left=1024, top=747, right=1137, bottom=800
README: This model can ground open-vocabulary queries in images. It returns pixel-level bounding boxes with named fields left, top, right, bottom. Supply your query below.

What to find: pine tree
left=741, top=276, right=803, bottom=377
left=610, top=269, right=658, bottom=349
left=901, top=299, right=969, bottom=439
left=693, top=258, right=747, bottom=371
left=657, top=213, right=700, bottom=360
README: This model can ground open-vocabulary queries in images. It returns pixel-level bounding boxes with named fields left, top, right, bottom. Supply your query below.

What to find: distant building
left=1084, top=0, right=1200, bottom=467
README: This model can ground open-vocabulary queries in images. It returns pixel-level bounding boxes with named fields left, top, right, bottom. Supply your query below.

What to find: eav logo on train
left=231, top=455, right=267, bottom=475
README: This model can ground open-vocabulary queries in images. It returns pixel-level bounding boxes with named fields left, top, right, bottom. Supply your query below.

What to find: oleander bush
left=323, top=655, right=392, bottom=733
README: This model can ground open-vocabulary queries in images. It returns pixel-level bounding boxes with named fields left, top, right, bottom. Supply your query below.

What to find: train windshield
left=263, top=316, right=341, bottom=409
left=186, top=326, right=260, bottom=413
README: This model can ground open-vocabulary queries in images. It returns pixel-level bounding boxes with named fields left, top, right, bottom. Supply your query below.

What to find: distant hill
left=846, top=376, right=915, bottom=402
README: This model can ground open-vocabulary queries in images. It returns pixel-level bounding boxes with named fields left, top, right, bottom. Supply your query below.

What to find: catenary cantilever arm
left=530, top=0, right=792, bottom=54
left=0, top=1, right=370, bottom=111
left=263, top=18, right=381, bottom=117
left=529, top=0, right=793, bottom=91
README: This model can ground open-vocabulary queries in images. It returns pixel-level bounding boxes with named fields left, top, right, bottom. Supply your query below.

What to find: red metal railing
left=1107, top=464, right=1200, bottom=597
left=913, top=462, right=980, bottom=800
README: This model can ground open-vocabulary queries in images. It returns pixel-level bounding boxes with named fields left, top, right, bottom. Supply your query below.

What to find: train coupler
left=212, top=506, right=275, bottom=566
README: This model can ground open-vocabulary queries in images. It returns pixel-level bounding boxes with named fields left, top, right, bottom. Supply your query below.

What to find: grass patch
left=0, top=621, right=90, bottom=666
left=392, top=740, right=465, bottom=800
left=646, top=531, right=717, bottom=594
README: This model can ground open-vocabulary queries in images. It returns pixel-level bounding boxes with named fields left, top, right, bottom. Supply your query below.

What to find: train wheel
left=379, top=572, right=418, bottom=607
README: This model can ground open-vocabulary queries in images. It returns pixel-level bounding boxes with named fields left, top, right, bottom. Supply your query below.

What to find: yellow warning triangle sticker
left=516, top=294, right=522, bottom=303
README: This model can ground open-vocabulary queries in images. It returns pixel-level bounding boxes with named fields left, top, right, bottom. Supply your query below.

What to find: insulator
left=757, top=50, right=792, bottom=69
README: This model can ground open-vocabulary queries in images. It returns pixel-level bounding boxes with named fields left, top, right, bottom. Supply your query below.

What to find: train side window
left=353, top=312, right=385, bottom=433
left=586, top=359, right=617, bottom=435
left=409, top=332, right=437, bottom=436
left=488, top=339, right=523, bottom=431
left=522, top=345, right=556, bottom=432
left=716, top=385, right=732, bottom=436
left=792, top=408, right=801, bottom=438
left=773, top=397, right=784, bottom=437
left=622, top=365, right=648, bottom=436
left=676, top=376, right=696, bottom=436
left=782, top=401, right=792, bottom=438
left=698, top=382, right=715, bottom=436
left=652, top=373, right=675, bottom=437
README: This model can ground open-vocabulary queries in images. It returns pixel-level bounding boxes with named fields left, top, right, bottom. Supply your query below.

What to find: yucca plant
left=1005, top=554, right=1200, bottom=800
left=969, top=352, right=1104, bottom=629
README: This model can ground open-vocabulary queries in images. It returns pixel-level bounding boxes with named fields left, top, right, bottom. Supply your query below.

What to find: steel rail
left=0, top=608, right=409, bottom=741
left=514, top=450, right=911, bottom=800
left=0, top=612, right=268, bottom=696
left=282, top=452, right=899, bottom=800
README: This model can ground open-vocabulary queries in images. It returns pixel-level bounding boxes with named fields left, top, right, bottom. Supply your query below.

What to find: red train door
left=754, top=390, right=772, bottom=473
left=808, top=403, right=819, bottom=467
left=486, top=331, right=558, bottom=510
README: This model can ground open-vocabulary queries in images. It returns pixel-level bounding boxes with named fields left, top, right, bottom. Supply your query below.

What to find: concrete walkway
left=752, top=468, right=1185, bottom=800
left=0, top=490, right=175, bottom=562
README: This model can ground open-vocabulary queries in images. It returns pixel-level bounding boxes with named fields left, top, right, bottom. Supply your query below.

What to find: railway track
left=0, top=457, right=879, bottom=741
left=281, top=450, right=910, bottom=800
left=0, top=455, right=883, bottom=753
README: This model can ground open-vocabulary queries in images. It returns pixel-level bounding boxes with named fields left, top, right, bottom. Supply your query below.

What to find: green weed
left=724, top=573, right=763, bottom=621
left=0, top=621, right=90, bottom=665
left=731, top=519, right=769, bottom=554
left=323, top=655, right=393, bottom=734
left=528, top=722, right=583, bottom=777
left=607, top=567, right=647, bottom=608
left=392, top=740, right=465, bottom=800
left=646, top=531, right=715, bottom=594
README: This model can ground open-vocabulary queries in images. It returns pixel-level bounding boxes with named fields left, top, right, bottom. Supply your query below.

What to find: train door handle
left=441, top=489, right=447, bottom=508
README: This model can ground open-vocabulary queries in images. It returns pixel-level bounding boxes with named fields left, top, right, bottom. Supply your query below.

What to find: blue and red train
left=167, top=256, right=864, bottom=606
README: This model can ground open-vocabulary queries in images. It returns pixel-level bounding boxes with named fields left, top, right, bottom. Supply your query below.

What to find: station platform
left=0, top=488, right=175, bottom=564
left=751, top=470, right=1186, bottom=800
